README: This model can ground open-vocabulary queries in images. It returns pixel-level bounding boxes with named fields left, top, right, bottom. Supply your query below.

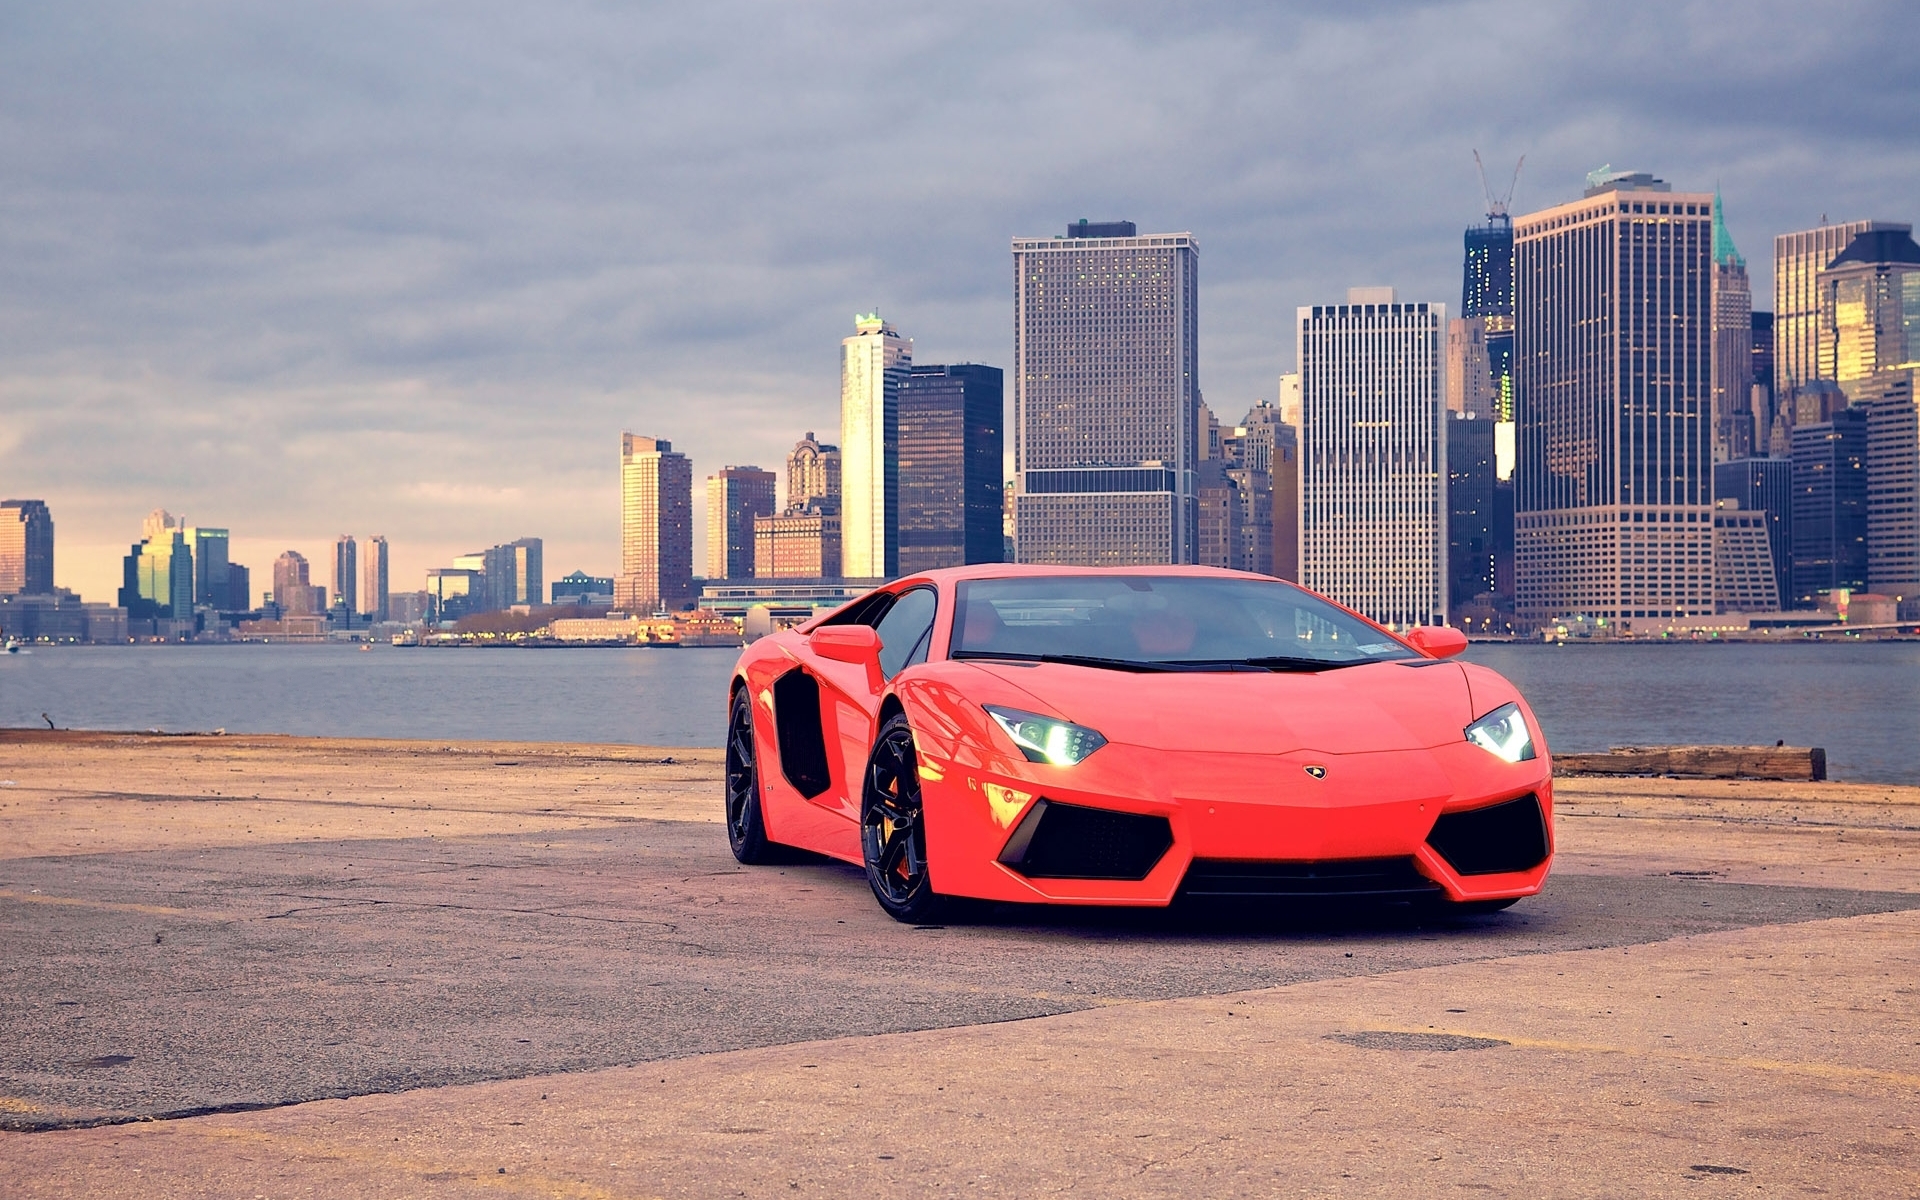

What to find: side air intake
left=997, top=799, right=1172, bottom=881
left=1425, top=793, right=1550, bottom=876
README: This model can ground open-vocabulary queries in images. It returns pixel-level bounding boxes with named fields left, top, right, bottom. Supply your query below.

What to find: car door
left=807, top=586, right=940, bottom=822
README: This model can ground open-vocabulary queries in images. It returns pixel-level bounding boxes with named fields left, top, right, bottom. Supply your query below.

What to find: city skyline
left=5, top=5, right=1914, bottom=603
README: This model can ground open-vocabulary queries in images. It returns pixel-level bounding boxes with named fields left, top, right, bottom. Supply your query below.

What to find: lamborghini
left=724, top=565, right=1553, bottom=922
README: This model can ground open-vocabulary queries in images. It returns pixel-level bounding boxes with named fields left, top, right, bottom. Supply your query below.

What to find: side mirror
left=810, top=624, right=884, bottom=689
left=1405, top=625, right=1468, bottom=659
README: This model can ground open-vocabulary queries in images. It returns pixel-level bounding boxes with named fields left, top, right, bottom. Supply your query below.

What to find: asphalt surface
left=5, top=818, right=1917, bottom=1132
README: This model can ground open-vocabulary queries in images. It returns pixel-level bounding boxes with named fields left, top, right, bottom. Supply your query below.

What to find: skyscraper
left=898, top=363, right=1005, bottom=571
left=1751, top=311, right=1777, bottom=453
left=754, top=510, right=841, bottom=579
left=1448, top=414, right=1497, bottom=615
left=120, top=512, right=194, bottom=620
left=1710, top=191, right=1755, bottom=462
left=362, top=535, right=389, bottom=621
left=1298, top=288, right=1448, bottom=627
left=786, top=433, right=841, bottom=513
left=841, top=314, right=910, bottom=578
left=706, top=466, right=777, bottom=580
left=0, top=500, right=53, bottom=596
left=1775, top=219, right=1910, bottom=396
left=1514, top=170, right=1715, bottom=624
left=617, top=434, right=693, bottom=613
left=1791, top=412, right=1869, bottom=606
left=1713, top=458, right=1793, bottom=608
left=333, top=536, right=358, bottom=615
left=481, top=538, right=544, bottom=609
left=273, top=550, right=317, bottom=614
left=183, top=526, right=229, bottom=609
left=1012, top=220, right=1199, bottom=565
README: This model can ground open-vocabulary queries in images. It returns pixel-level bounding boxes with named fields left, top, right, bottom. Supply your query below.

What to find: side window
left=873, top=588, right=938, bottom=681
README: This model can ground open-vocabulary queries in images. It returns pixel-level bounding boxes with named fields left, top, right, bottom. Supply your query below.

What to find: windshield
left=950, top=575, right=1418, bottom=669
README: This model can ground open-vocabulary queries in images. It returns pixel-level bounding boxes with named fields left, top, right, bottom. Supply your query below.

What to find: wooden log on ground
left=1553, top=745, right=1827, bottom=782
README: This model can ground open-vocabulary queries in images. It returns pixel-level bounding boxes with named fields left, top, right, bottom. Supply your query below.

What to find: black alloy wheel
left=860, top=713, right=954, bottom=922
left=725, top=687, right=778, bottom=864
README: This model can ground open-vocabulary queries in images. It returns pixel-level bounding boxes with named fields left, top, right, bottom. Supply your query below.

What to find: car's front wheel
left=860, top=713, right=958, bottom=923
left=725, top=687, right=779, bottom=864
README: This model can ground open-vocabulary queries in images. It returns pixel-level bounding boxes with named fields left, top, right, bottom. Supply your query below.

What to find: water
left=1, top=642, right=1915, bottom=783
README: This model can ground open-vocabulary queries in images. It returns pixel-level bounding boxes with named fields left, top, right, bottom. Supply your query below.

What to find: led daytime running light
left=1464, top=702, right=1536, bottom=763
left=984, top=705, right=1108, bottom=766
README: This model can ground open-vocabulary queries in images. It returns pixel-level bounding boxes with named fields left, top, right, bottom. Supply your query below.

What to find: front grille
left=1179, top=857, right=1441, bottom=899
left=1425, top=793, right=1550, bottom=876
left=998, top=799, right=1173, bottom=880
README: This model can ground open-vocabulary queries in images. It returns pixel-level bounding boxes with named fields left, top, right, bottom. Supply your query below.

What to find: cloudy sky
left=4, top=0, right=1916, bottom=603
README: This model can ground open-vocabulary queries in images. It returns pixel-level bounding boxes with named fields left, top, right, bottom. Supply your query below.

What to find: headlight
left=1465, top=702, right=1536, bottom=763
left=984, top=705, right=1108, bottom=766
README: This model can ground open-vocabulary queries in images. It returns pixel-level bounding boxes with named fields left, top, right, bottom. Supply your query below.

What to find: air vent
left=1425, top=793, right=1549, bottom=876
left=998, top=800, right=1173, bottom=880
left=1180, top=857, right=1440, bottom=899
left=771, top=669, right=832, bottom=799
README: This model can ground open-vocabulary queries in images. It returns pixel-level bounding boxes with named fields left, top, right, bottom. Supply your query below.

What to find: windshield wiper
left=952, top=651, right=1183, bottom=673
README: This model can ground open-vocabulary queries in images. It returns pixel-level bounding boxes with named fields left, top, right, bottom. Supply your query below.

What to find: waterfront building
left=786, top=432, right=841, bottom=513
left=899, top=363, right=1005, bottom=571
left=1712, top=500, right=1780, bottom=613
left=841, top=314, right=910, bottom=578
left=1711, top=193, right=1755, bottom=462
left=1713, top=458, right=1793, bottom=607
left=754, top=509, right=842, bottom=579
left=705, top=466, right=777, bottom=581
left=1514, top=169, right=1716, bottom=624
left=1012, top=220, right=1200, bottom=565
left=616, top=433, right=694, bottom=613
left=551, top=571, right=614, bottom=605
left=1775, top=219, right=1910, bottom=396
left=272, top=550, right=321, bottom=614
left=333, top=536, right=358, bottom=616
left=388, top=590, right=431, bottom=625
left=426, top=567, right=484, bottom=622
left=1448, top=414, right=1497, bottom=617
left=227, top=563, right=251, bottom=613
left=1790, top=412, right=1869, bottom=606
left=1299, top=287, right=1448, bottom=627
left=481, top=538, right=543, bottom=610
left=0, top=591, right=126, bottom=643
left=362, top=535, right=389, bottom=621
left=0, top=500, right=53, bottom=596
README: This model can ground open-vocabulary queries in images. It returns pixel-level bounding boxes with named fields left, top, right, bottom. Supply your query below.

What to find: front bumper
left=917, top=737, right=1554, bottom=906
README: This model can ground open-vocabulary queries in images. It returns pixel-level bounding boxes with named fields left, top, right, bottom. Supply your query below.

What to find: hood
left=959, top=659, right=1473, bottom=755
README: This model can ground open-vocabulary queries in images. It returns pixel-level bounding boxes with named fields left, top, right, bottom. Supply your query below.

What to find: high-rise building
left=898, top=363, right=1005, bottom=572
left=425, top=567, right=483, bottom=622
left=1791, top=412, right=1869, bottom=606
left=227, top=563, right=252, bottom=612
left=1713, top=458, right=1793, bottom=607
left=1751, top=311, right=1776, bottom=451
left=1299, top=288, right=1448, bottom=627
left=333, top=536, right=358, bottom=616
left=1713, top=501, right=1780, bottom=613
left=1013, top=220, right=1199, bottom=565
left=1711, top=192, right=1755, bottom=462
left=0, top=500, right=53, bottom=596
left=786, top=432, right=841, bottom=513
left=617, top=433, right=694, bottom=613
left=841, top=314, right=910, bottom=578
left=272, top=550, right=316, bottom=614
left=362, top=535, right=389, bottom=621
left=120, top=513, right=194, bottom=620
left=480, top=538, right=543, bottom=609
left=1775, top=219, right=1911, bottom=397
left=1514, top=170, right=1715, bottom=624
left=706, top=466, right=777, bottom=581
left=1462, top=217, right=1514, bottom=322
left=1194, top=459, right=1236, bottom=570
left=754, top=510, right=842, bottom=579
left=1227, top=400, right=1297, bottom=580
left=182, top=526, right=229, bottom=610
left=1445, top=318, right=1497, bottom=419
left=1448, top=414, right=1497, bottom=616
left=1277, top=372, right=1302, bottom=429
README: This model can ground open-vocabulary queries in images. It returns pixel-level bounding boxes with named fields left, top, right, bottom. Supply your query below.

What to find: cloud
left=1, top=0, right=1915, bottom=600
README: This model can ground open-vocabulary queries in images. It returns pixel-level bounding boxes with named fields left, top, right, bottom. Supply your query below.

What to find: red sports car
left=725, top=565, right=1553, bottom=922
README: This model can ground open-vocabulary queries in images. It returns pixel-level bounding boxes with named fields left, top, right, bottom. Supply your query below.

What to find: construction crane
left=1473, top=150, right=1525, bottom=222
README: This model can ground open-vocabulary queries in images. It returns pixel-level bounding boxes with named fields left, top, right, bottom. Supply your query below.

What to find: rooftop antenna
left=1474, top=150, right=1525, bottom=223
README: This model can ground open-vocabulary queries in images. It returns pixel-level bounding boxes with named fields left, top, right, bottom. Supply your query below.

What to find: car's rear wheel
left=861, top=713, right=956, bottom=923
left=725, top=687, right=779, bottom=864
